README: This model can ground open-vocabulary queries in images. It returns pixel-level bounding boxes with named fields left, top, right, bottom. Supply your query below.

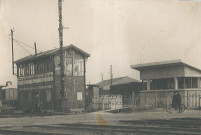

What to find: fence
left=93, top=95, right=122, bottom=111
left=87, top=90, right=201, bottom=112
left=139, top=90, right=201, bottom=110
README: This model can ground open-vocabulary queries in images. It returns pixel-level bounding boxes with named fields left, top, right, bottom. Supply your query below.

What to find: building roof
left=130, top=59, right=201, bottom=73
left=95, top=76, right=140, bottom=90
left=111, top=76, right=140, bottom=86
left=86, top=84, right=99, bottom=87
left=96, top=77, right=124, bottom=88
left=14, top=44, right=90, bottom=63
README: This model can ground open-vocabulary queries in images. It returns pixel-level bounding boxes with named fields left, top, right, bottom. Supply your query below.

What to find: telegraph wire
left=14, top=39, right=34, bottom=49
left=13, top=40, right=32, bottom=55
left=13, top=38, right=42, bottom=53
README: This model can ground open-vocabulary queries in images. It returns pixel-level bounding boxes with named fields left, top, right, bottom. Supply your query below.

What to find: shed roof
left=14, top=44, right=90, bottom=63
left=95, top=76, right=139, bottom=90
left=111, top=76, right=140, bottom=86
left=130, top=59, right=201, bottom=73
left=96, top=77, right=125, bottom=88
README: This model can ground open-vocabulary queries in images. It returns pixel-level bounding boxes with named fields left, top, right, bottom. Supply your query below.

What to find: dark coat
left=172, top=93, right=181, bottom=108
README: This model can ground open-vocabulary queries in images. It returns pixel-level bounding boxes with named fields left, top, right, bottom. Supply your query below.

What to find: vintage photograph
left=0, top=0, right=201, bottom=134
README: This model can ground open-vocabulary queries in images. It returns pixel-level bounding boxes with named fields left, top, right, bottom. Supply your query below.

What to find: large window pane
left=192, top=77, right=198, bottom=88
left=178, top=77, right=198, bottom=89
left=178, top=77, right=184, bottom=89
left=65, top=57, right=72, bottom=76
left=163, top=78, right=174, bottom=89
left=151, top=79, right=163, bottom=90
left=74, top=58, right=84, bottom=76
left=185, top=78, right=191, bottom=88
left=150, top=78, right=174, bottom=90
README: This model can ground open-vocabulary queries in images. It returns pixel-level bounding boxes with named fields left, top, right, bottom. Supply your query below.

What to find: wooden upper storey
left=15, top=45, right=90, bottom=78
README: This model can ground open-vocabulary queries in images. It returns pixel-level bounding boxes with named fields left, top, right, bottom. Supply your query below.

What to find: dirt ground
left=0, top=110, right=200, bottom=127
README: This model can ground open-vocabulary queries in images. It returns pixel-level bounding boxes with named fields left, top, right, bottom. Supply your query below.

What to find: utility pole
left=101, top=73, right=103, bottom=82
left=58, top=0, right=65, bottom=107
left=110, top=65, right=113, bottom=85
left=11, top=29, right=14, bottom=75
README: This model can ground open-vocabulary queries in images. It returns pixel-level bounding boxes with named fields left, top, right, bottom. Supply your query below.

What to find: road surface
left=0, top=110, right=200, bottom=134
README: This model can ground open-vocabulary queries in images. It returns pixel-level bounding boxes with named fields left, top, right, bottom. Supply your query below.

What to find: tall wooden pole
left=11, top=29, right=14, bottom=75
left=110, top=65, right=113, bottom=85
left=84, top=58, right=86, bottom=110
left=58, top=0, right=64, bottom=101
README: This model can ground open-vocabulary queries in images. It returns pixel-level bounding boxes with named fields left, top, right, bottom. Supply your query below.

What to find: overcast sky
left=0, top=0, right=201, bottom=87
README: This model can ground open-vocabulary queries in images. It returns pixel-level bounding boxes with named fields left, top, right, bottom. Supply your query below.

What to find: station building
left=131, top=60, right=201, bottom=109
left=14, top=45, right=90, bottom=112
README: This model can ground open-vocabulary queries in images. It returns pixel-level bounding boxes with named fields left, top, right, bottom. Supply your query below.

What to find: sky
left=0, top=0, right=201, bottom=88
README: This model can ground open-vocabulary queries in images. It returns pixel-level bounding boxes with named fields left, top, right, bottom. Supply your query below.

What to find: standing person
left=172, top=91, right=177, bottom=109
left=176, top=92, right=182, bottom=112
left=31, top=92, right=41, bottom=114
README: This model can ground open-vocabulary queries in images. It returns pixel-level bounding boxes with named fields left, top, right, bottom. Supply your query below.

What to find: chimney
left=34, top=42, right=37, bottom=55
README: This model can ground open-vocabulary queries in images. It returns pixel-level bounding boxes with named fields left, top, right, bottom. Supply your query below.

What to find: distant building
left=110, top=78, right=143, bottom=108
left=2, top=88, right=18, bottom=102
left=14, top=45, right=90, bottom=112
left=95, top=76, right=137, bottom=95
left=86, top=84, right=99, bottom=109
left=131, top=59, right=201, bottom=109
left=86, top=76, right=141, bottom=110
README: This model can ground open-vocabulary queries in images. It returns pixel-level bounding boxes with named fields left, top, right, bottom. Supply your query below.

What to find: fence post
left=187, top=91, right=189, bottom=109
left=99, top=96, right=100, bottom=111
left=199, top=94, right=201, bottom=108
left=155, top=91, right=157, bottom=108
left=132, top=91, right=135, bottom=110
left=199, top=93, right=201, bottom=108
left=102, top=97, right=104, bottom=111
left=115, top=98, right=116, bottom=110
left=145, top=93, right=147, bottom=109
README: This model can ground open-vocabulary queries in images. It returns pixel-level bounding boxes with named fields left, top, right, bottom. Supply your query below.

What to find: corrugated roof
left=130, top=59, right=201, bottom=72
left=14, top=44, right=90, bottom=63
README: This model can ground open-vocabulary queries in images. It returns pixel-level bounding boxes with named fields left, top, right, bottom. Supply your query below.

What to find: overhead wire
left=13, top=38, right=42, bottom=53
left=13, top=40, right=32, bottom=55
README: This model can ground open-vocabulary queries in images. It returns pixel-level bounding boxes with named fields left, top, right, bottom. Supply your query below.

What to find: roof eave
left=131, top=61, right=201, bottom=73
left=68, top=44, right=90, bottom=58
left=14, top=45, right=90, bottom=64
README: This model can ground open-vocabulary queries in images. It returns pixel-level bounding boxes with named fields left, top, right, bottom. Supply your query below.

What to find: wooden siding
left=54, top=48, right=86, bottom=109
left=17, top=47, right=88, bottom=111
left=139, top=89, right=201, bottom=109
left=18, top=72, right=54, bottom=91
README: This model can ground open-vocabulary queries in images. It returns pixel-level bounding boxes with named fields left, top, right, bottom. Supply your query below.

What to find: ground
left=0, top=110, right=200, bottom=134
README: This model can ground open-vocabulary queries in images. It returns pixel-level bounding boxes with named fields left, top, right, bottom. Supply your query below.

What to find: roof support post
left=197, top=78, right=200, bottom=88
left=174, top=77, right=178, bottom=90
left=147, top=79, right=150, bottom=91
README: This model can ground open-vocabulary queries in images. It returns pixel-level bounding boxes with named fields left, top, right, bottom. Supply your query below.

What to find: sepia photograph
left=0, top=0, right=201, bottom=134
